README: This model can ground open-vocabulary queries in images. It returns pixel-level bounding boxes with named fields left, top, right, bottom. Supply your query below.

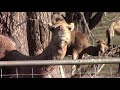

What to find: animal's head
left=48, top=21, right=75, bottom=48
left=97, top=39, right=108, bottom=53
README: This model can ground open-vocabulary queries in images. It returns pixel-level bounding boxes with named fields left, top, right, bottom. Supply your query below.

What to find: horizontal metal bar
left=0, top=58, right=120, bottom=66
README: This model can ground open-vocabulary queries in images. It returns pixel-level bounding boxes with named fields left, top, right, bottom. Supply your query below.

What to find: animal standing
left=52, top=14, right=108, bottom=76
left=0, top=20, right=75, bottom=78
left=52, top=15, right=89, bottom=58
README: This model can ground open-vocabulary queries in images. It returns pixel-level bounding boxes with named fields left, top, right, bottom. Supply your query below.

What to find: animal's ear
left=48, top=23, right=55, bottom=32
left=68, top=23, right=75, bottom=31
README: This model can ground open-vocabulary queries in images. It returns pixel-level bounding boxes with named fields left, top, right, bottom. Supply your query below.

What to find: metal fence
left=0, top=58, right=120, bottom=78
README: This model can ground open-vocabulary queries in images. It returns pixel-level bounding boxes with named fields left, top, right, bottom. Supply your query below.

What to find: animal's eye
left=57, top=25, right=63, bottom=31
left=68, top=27, right=71, bottom=30
left=51, top=27, right=56, bottom=31
left=67, top=26, right=71, bottom=30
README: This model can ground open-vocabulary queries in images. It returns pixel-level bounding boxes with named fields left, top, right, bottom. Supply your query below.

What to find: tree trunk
left=0, top=12, right=29, bottom=55
left=88, top=12, right=104, bottom=30
left=0, top=12, right=65, bottom=78
left=27, top=12, right=63, bottom=78
left=27, top=12, right=52, bottom=56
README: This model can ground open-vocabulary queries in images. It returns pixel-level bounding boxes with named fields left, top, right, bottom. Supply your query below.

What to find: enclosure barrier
left=0, top=58, right=120, bottom=78
left=0, top=58, right=120, bottom=66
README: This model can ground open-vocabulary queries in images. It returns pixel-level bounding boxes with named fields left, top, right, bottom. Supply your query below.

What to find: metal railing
left=0, top=58, right=120, bottom=78
left=0, top=58, right=120, bottom=66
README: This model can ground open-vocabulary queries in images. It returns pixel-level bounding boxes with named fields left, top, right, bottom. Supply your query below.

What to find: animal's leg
left=74, top=49, right=86, bottom=77
left=71, top=48, right=85, bottom=77
left=71, top=51, right=78, bottom=76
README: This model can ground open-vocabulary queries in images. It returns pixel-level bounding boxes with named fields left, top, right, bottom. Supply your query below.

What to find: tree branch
left=89, top=12, right=104, bottom=30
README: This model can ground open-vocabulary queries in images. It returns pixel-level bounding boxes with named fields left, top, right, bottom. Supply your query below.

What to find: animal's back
left=66, top=30, right=90, bottom=55
left=0, top=35, right=16, bottom=58
left=74, top=31, right=90, bottom=52
left=0, top=35, right=16, bottom=50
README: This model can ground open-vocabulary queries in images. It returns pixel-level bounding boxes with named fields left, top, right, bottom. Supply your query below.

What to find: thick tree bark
left=27, top=12, right=52, bottom=56
left=10, top=12, right=29, bottom=55
left=0, top=12, right=29, bottom=55
left=0, top=12, right=65, bottom=78
left=27, top=12, right=63, bottom=78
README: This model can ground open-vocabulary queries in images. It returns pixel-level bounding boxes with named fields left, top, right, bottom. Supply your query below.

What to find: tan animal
left=52, top=14, right=108, bottom=76
left=52, top=14, right=88, bottom=59
left=1, top=21, right=75, bottom=78
left=52, top=14, right=108, bottom=58
left=106, top=20, right=120, bottom=48
left=0, top=35, right=16, bottom=58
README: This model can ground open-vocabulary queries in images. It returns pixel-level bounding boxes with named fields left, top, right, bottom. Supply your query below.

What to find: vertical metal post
left=32, top=67, right=34, bottom=78
left=110, top=64, right=113, bottom=77
left=16, top=67, right=19, bottom=78
left=1, top=68, right=2, bottom=78
left=94, top=65, right=97, bottom=78
left=78, top=66, right=82, bottom=78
